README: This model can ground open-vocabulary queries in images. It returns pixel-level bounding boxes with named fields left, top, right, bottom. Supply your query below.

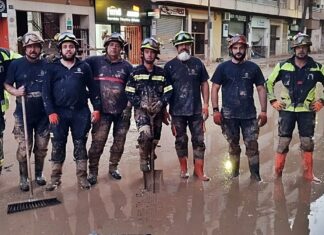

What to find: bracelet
left=213, top=107, right=219, bottom=112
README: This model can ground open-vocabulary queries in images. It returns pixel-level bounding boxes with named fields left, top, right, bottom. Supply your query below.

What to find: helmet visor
left=58, top=32, right=77, bottom=42
left=176, top=32, right=192, bottom=41
left=141, top=38, right=160, bottom=49
left=23, top=33, right=43, bottom=46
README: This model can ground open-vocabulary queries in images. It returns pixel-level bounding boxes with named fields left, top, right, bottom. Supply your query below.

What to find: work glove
left=49, top=113, right=59, bottom=125
left=310, top=100, right=324, bottom=112
left=213, top=111, right=222, bottom=125
left=257, top=112, right=267, bottom=127
left=121, top=106, right=132, bottom=121
left=162, top=109, right=171, bottom=125
left=271, top=100, right=286, bottom=111
left=202, top=104, right=209, bottom=121
left=150, top=100, right=163, bottom=114
left=91, top=111, right=100, bottom=123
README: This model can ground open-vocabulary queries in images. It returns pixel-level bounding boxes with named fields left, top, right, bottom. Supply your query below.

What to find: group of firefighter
left=0, top=29, right=322, bottom=192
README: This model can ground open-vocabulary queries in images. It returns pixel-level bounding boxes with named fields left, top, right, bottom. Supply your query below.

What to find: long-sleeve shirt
left=42, top=58, right=101, bottom=115
left=125, top=64, right=173, bottom=108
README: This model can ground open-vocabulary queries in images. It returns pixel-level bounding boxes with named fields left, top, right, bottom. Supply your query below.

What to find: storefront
left=250, top=16, right=270, bottom=58
left=153, top=5, right=185, bottom=61
left=95, top=0, right=152, bottom=64
left=0, top=0, right=9, bottom=48
left=221, top=12, right=248, bottom=57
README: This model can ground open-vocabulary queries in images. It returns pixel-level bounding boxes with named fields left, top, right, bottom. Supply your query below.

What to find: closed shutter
left=156, top=16, right=183, bottom=61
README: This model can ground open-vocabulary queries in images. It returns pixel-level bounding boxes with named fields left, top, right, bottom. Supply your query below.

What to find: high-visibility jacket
left=266, top=56, right=324, bottom=112
left=0, top=48, right=21, bottom=112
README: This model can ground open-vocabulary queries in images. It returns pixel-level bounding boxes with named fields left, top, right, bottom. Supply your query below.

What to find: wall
left=7, top=0, right=95, bottom=52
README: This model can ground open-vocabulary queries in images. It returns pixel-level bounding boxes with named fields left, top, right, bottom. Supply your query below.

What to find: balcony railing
left=239, top=0, right=287, bottom=8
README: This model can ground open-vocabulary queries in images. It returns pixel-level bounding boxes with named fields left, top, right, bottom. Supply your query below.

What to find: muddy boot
left=76, top=160, right=91, bottom=190
left=179, top=157, right=189, bottom=178
left=109, top=153, right=122, bottom=180
left=88, top=157, right=100, bottom=185
left=140, top=159, right=150, bottom=172
left=302, top=151, right=321, bottom=183
left=248, top=155, right=261, bottom=182
left=193, top=159, right=210, bottom=181
left=19, top=161, right=29, bottom=191
left=46, top=162, right=63, bottom=191
left=230, top=154, right=240, bottom=178
left=35, top=156, right=46, bottom=186
left=274, top=153, right=286, bottom=178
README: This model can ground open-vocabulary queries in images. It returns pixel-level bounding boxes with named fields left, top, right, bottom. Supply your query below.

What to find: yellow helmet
left=141, top=37, right=160, bottom=54
left=172, top=31, right=194, bottom=46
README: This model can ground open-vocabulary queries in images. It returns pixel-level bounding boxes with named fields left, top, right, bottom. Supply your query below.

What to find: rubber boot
left=179, top=157, right=189, bottom=178
left=248, top=155, right=262, bottom=182
left=274, top=153, right=286, bottom=178
left=19, top=161, right=29, bottom=191
left=35, top=156, right=46, bottom=186
left=46, top=162, right=63, bottom=191
left=302, top=151, right=321, bottom=183
left=230, top=155, right=240, bottom=178
left=76, top=160, right=91, bottom=189
left=109, top=152, right=122, bottom=180
left=87, top=157, right=99, bottom=185
left=193, top=159, right=210, bottom=181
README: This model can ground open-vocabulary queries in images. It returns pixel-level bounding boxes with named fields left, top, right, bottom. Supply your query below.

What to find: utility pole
left=207, top=0, right=211, bottom=65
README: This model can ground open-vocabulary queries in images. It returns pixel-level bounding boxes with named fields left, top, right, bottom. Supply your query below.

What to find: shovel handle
left=21, top=96, right=33, bottom=197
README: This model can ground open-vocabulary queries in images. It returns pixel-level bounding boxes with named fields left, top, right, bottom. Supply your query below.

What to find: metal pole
left=207, top=0, right=211, bottom=65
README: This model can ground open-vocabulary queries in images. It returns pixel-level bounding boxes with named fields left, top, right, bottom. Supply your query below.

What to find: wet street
left=1, top=55, right=324, bottom=235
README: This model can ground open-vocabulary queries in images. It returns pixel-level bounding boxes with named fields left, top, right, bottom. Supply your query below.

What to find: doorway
left=192, top=21, right=206, bottom=58
left=124, top=26, right=142, bottom=65
left=270, top=25, right=278, bottom=56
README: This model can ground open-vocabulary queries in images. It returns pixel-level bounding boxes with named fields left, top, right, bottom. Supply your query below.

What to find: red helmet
left=228, top=34, right=249, bottom=49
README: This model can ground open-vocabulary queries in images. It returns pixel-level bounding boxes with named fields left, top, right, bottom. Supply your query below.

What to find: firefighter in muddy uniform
left=0, top=48, right=21, bottom=175
left=125, top=38, right=173, bottom=171
left=86, top=33, right=133, bottom=184
left=4, top=33, right=50, bottom=191
left=43, top=32, right=101, bottom=190
left=266, top=33, right=324, bottom=183
left=164, top=31, right=210, bottom=181
left=211, top=34, right=267, bottom=181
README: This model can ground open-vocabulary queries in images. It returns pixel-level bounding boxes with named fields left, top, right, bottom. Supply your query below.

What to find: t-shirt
left=164, top=56, right=209, bottom=116
left=211, top=60, right=265, bottom=119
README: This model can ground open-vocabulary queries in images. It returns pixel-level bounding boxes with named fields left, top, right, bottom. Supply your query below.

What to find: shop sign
left=159, top=5, right=185, bottom=17
left=230, top=13, right=246, bottom=22
left=251, top=16, right=269, bottom=28
left=0, top=0, right=7, bottom=14
left=107, top=6, right=140, bottom=23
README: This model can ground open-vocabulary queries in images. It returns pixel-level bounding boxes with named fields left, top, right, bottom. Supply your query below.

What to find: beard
left=233, top=52, right=246, bottom=62
left=62, top=52, right=76, bottom=61
left=177, top=50, right=191, bottom=61
left=144, top=58, right=155, bottom=64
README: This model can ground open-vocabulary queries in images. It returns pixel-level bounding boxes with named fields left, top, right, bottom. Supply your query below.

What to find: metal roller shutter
left=156, top=15, right=183, bottom=61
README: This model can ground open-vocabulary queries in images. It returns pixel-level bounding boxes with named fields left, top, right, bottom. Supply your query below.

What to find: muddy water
left=1, top=58, right=324, bottom=235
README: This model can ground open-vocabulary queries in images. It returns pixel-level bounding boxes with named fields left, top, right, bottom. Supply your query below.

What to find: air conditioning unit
left=224, top=12, right=230, bottom=21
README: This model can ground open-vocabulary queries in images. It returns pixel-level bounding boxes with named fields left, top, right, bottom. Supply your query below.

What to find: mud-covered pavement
left=1, top=54, right=324, bottom=235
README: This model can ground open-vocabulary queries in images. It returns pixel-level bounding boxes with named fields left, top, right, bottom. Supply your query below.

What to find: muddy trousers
left=13, top=116, right=50, bottom=187
left=135, top=109, right=163, bottom=171
left=276, top=111, right=317, bottom=181
left=221, top=118, right=261, bottom=180
left=88, top=113, right=130, bottom=177
left=171, top=115, right=206, bottom=160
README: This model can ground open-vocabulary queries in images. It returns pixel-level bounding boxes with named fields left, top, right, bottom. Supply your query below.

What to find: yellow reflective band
left=1, top=51, right=9, bottom=61
left=125, top=86, right=135, bottom=93
left=134, top=74, right=149, bottom=81
left=280, top=63, right=294, bottom=71
left=152, top=75, right=165, bottom=81
left=164, top=85, right=173, bottom=93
